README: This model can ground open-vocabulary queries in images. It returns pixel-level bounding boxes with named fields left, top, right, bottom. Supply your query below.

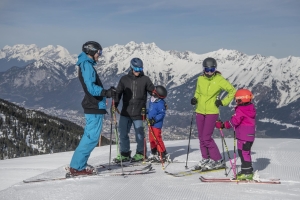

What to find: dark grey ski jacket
left=115, top=70, right=154, bottom=120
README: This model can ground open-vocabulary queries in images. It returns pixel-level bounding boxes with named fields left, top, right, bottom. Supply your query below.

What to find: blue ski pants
left=119, top=115, right=145, bottom=154
left=70, top=114, right=104, bottom=170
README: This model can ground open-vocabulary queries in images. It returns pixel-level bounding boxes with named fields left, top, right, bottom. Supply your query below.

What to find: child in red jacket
left=215, top=89, right=256, bottom=180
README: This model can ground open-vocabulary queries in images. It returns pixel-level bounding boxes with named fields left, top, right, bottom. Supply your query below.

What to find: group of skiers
left=68, top=41, right=256, bottom=181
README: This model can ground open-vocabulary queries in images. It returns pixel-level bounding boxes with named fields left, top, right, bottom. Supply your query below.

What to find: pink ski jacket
left=230, top=103, right=256, bottom=142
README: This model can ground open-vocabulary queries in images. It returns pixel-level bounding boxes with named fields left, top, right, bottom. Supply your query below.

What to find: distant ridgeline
left=0, top=98, right=111, bottom=160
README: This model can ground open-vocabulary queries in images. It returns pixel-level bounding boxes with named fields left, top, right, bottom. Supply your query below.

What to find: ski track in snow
left=0, top=138, right=300, bottom=200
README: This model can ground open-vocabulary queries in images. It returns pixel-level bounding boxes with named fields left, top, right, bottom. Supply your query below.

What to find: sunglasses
left=131, top=64, right=143, bottom=72
left=204, top=67, right=216, bottom=73
left=96, top=50, right=102, bottom=56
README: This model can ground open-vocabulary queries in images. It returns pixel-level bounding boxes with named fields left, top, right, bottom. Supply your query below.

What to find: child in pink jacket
left=215, top=89, right=256, bottom=180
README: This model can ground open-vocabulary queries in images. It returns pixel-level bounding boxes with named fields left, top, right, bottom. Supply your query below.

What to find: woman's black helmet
left=82, top=41, right=102, bottom=56
left=202, top=57, right=217, bottom=68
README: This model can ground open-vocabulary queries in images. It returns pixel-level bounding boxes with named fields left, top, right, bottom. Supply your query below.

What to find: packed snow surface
left=0, top=138, right=299, bottom=200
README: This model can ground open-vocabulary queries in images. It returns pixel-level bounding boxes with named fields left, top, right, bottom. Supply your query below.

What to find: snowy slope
left=0, top=138, right=300, bottom=200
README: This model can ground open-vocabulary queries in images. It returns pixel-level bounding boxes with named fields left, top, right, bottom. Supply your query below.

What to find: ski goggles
left=96, top=50, right=102, bottom=56
left=131, top=64, right=143, bottom=72
left=204, top=67, right=216, bottom=73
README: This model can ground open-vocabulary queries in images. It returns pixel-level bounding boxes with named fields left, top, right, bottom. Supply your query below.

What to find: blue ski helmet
left=130, top=58, right=143, bottom=72
left=82, top=41, right=102, bottom=56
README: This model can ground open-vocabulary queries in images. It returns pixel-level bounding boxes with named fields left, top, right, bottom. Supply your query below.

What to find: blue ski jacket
left=147, top=99, right=166, bottom=129
left=77, top=52, right=107, bottom=114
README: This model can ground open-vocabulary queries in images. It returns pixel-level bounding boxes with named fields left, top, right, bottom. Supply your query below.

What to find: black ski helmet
left=82, top=41, right=102, bottom=56
left=153, top=85, right=167, bottom=99
left=130, top=58, right=143, bottom=72
left=202, top=57, right=217, bottom=68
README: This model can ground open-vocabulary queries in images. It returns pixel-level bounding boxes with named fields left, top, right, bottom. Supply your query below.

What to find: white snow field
left=0, top=138, right=299, bottom=200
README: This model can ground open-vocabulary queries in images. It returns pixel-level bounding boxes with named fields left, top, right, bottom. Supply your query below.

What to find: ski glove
left=148, top=118, right=156, bottom=126
left=223, top=121, right=232, bottom=129
left=215, top=120, right=224, bottom=129
left=101, top=86, right=116, bottom=98
left=191, top=97, right=197, bottom=105
left=215, top=99, right=223, bottom=107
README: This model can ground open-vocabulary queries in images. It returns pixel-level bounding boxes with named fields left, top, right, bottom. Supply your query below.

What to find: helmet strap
left=92, top=54, right=97, bottom=62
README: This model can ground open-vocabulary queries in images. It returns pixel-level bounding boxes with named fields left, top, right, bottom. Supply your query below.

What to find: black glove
left=141, top=108, right=146, bottom=116
left=215, top=99, right=223, bottom=107
left=102, top=86, right=116, bottom=98
left=148, top=118, right=156, bottom=126
left=191, top=97, right=197, bottom=105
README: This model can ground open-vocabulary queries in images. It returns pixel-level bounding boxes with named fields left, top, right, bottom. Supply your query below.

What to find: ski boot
left=162, top=151, right=172, bottom=163
left=236, top=173, right=254, bottom=180
left=191, top=158, right=210, bottom=170
left=113, top=151, right=131, bottom=163
left=131, top=152, right=146, bottom=162
left=67, top=165, right=96, bottom=178
left=203, top=159, right=225, bottom=170
left=235, top=170, right=254, bottom=180
left=147, top=152, right=160, bottom=163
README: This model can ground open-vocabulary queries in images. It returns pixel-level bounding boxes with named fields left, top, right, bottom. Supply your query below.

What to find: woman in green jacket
left=191, top=57, right=236, bottom=170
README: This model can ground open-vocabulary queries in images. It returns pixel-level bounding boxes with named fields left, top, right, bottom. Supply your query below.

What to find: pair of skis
left=199, top=176, right=281, bottom=184
left=165, top=165, right=281, bottom=184
left=165, top=167, right=225, bottom=177
left=23, top=164, right=153, bottom=183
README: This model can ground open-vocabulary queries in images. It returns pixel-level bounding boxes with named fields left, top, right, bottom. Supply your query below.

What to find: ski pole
left=218, top=128, right=236, bottom=177
left=112, top=99, right=124, bottom=176
left=141, top=108, right=147, bottom=163
left=185, top=111, right=194, bottom=169
left=233, top=128, right=237, bottom=180
left=108, top=101, right=113, bottom=170
left=146, top=118, right=165, bottom=170
left=221, top=137, right=227, bottom=176
left=217, top=102, right=228, bottom=176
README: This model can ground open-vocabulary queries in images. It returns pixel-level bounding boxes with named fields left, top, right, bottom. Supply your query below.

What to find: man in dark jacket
left=114, top=57, right=155, bottom=162
left=69, top=41, right=116, bottom=176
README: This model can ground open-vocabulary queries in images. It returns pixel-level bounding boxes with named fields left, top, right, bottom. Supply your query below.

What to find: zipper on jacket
left=131, top=80, right=137, bottom=114
left=205, top=81, right=211, bottom=114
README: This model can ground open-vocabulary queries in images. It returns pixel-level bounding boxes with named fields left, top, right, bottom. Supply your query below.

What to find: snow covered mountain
left=0, top=44, right=76, bottom=72
left=0, top=42, right=299, bottom=138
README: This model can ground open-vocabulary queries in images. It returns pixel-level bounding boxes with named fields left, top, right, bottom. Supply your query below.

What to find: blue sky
left=0, top=0, right=299, bottom=58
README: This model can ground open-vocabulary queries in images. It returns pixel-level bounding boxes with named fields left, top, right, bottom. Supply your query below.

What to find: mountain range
left=0, top=42, right=300, bottom=138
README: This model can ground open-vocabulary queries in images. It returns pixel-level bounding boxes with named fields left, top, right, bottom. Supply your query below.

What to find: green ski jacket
left=193, top=73, right=236, bottom=114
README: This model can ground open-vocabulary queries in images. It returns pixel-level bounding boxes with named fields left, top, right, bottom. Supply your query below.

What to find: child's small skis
left=199, top=176, right=280, bottom=184
left=199, top=171, right=280, bottom=184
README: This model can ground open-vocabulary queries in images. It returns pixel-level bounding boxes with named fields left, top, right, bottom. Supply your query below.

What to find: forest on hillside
left=0, top=98, right=83, bottom=160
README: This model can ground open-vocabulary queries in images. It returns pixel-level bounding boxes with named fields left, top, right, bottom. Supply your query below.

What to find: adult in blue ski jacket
left=69, top=41, right=116, bottom=176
